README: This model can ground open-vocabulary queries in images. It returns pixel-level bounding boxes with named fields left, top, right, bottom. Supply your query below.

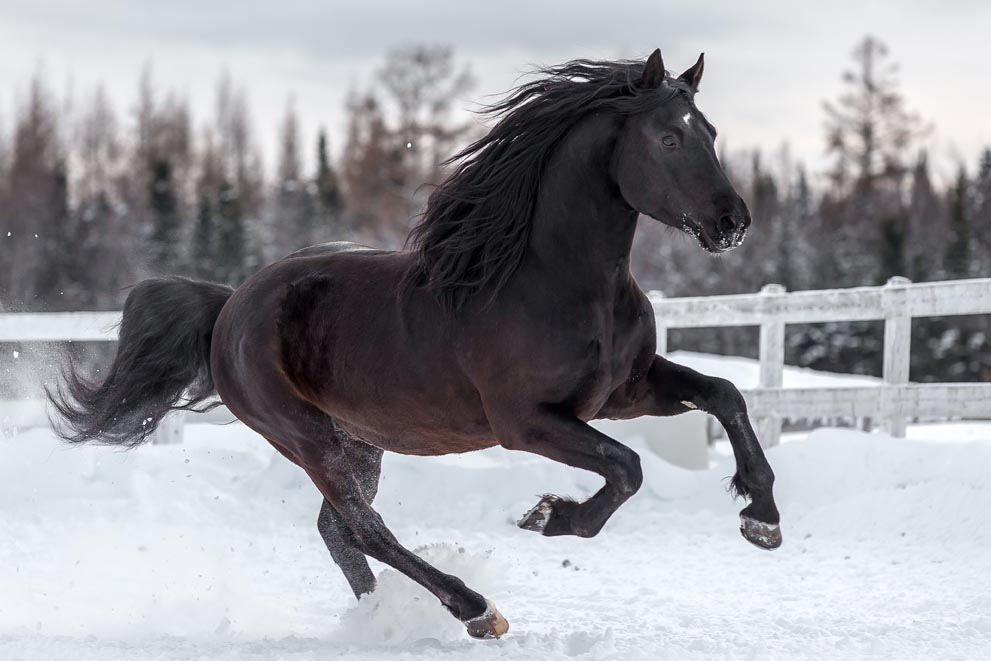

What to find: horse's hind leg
left=318, top=500, right=375, bottom=598
left=267, top=433, right=377, bottom=599
left=300, top=431, right=509, bottom=639
left=316, top=436, right=382, bottom=598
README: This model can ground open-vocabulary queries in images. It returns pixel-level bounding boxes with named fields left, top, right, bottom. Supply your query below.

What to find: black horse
left=50, top=49, right=781, bottom=639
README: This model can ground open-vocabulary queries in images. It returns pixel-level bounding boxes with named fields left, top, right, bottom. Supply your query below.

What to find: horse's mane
left=402, top=56, right=689, bottom=311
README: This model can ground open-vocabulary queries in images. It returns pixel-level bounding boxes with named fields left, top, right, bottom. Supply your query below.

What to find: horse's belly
left=333, top=415, right=500, bottom=456
left=312, top=338, right=499, bottom=455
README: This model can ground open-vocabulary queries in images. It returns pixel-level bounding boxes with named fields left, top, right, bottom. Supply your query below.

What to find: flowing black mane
left=403, top=57, right=690, bottom=310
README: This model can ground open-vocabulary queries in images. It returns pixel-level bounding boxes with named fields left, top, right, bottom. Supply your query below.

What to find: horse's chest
left=557, top=305, right=653, bottom=419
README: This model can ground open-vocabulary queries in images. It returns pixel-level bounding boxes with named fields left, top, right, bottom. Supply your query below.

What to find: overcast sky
left=0, top=0, right=988, bottom=187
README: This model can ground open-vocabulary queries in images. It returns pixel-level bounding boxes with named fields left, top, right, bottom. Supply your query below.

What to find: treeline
left=0, top=39, right=988, bottom=383
left=0, top=68, right=340, bottom=309
left=0, top=45, right=473, bottom=312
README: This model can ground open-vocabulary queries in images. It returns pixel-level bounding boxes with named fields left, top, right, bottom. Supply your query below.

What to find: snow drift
left=1, top=419, right=990, bottom=659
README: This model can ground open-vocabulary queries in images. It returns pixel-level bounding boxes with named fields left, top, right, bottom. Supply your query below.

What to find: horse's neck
left=525, top=116, right=639, bottom=294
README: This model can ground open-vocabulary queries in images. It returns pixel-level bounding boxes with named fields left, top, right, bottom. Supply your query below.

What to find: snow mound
left=1, top=420, right=990, bottom=659
left=773, top=429, right=991, bottom=545
left=334, top=543, right=508, bottom=645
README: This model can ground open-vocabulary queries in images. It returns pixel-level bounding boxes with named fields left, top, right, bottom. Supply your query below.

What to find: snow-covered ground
left=2, top=417, right=991, bottom=660
left=2, top=352, right=989, bottom=660
left=667, top=350, right=882, bottom=390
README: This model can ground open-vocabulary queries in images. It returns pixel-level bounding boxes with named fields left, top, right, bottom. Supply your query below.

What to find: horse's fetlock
left=747, top=464, right=775, bottom=489
left=574, top=525, right=598, bottom=539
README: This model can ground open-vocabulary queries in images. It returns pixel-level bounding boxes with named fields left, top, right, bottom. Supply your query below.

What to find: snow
left=2, top=416, right=990, bottom=660
left=668, top=350, right=881, bottom=390
left=1, top=349, right=987, bottom=659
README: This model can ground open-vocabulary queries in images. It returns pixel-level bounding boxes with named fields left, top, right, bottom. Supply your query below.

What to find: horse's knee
left=707, top=377, right=748, bottom=413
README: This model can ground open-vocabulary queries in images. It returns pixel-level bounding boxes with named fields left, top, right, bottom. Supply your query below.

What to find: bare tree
left=340, top=91, right=407, bottom=243
left=377, top=44, right=475, bottom=183
left=823, top=36, right=927, bottom=197
left=341, top=45, right=475, bottom=245
left=821, top=36, right=929, bottom=285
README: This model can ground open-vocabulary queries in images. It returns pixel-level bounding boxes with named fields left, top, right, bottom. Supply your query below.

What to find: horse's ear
left=641, top=48, right=666, bottom=89
left=678, top=53, right=705, bottom=91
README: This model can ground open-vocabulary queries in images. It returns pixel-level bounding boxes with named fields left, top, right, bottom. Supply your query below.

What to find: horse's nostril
left=717, top=215, right=738, bottom=234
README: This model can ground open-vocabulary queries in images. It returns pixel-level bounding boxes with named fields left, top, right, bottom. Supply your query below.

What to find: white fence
left=650, top=276, right=991, bottom=445
left=2, top=276, right=990, bottom=448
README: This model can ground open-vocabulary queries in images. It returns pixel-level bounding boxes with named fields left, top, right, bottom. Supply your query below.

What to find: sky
left=0, top=0, right=988, bottom=188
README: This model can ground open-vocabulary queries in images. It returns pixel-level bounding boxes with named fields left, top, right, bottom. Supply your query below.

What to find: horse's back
left=285, top=240, right=387, bottom=260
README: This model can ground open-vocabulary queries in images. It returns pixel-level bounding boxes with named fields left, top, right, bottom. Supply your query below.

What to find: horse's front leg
left=487, top=405, right=643, bottom=538
left=603, top=355, right=781, bottom=550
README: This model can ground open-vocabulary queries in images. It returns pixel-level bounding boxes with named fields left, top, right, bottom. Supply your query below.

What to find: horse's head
left=615, top=49, right=750, bottom=253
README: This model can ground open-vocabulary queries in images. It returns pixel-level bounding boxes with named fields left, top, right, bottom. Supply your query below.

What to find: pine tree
left=2, top=75, right=70, bottom=308
left=72, top=85, right=126, bottom=307
left=782, top=165, right=819, bottom=291
left=192, top=191, right=215, bottom=279
left=749, top=151, right=783, bottom=286
left=192, top=73, right=262, bottom=283
left=133, top=66, right=193, bottom=275
left=215, top=178, right=245, bottom=282
left=970, top=148, right=991, bottom=276
left=905, top=153, right=944, bottom=280
left=192, top=131, right=222, bottom=280
left=272, top=98, right=316, bottom=254
left=148, top=158, right=182, bottom=271
left=315, top=128, right=345, bottom=241
left=945, top=167, right=971, bottom=278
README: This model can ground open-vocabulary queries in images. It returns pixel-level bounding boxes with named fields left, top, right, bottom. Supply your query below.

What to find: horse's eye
left=661, top=135, right=678, bottom=148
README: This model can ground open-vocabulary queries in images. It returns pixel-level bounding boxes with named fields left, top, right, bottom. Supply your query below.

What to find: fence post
left=153, top=410, right=186, bottom=445
left=882, top=276, right=912, bottom=437
left=758, top=283, right=786, bottom=447
left=653, top=291, right=668, bottom=355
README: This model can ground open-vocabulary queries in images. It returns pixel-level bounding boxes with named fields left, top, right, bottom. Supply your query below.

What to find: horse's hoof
left=464, top=600, right=510, bottom=639
left=740, top=514, right=782, bottom=550
left=517, top=494, right=559, bottom=533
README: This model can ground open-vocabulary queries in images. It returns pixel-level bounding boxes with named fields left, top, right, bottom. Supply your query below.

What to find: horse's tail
left=47, top=277, right=234, bottom=448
